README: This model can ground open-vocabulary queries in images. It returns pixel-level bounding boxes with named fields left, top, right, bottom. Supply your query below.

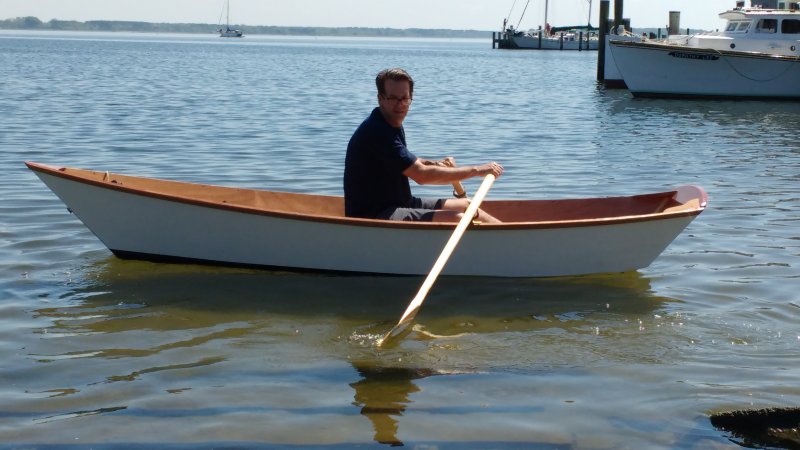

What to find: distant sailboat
left=217, top=0, right=243, bottom=38
left=499, top=0, right=597, bottom=50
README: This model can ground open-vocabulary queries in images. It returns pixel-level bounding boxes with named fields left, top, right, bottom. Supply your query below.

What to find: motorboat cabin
left=666, top=1, right=800, bottom=56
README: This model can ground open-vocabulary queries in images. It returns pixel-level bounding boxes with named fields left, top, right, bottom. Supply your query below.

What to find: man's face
left=378, top=78, right=412, bottom=128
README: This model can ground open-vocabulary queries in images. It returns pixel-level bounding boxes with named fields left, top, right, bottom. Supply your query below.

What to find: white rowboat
left=26, top=162, right=707, bottom=277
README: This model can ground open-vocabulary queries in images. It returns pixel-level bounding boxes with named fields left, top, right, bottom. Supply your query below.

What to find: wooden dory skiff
left=26, top=162, right=707, bottom=277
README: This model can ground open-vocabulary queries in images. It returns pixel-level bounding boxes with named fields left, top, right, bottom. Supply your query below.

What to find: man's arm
left=403, top=158, right=503, bottom=185
left=418, top=157, right=453, bottom=167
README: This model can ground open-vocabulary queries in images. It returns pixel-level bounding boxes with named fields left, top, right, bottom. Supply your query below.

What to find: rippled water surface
left=1, top=30, right=799, bottom=449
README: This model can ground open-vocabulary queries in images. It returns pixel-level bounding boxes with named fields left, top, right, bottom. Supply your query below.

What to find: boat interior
left=27, top=163, right=705, bottom=225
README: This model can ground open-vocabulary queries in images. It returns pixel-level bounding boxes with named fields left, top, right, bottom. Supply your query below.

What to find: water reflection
left=28, top=257, right=677, bottom=382
left=349, top=361, right=449, bottom=446
left=604, top=92, right=800, bottom=135
left=43, top=256, right=670, bottom=337
left=18, top=258, right=685, bottom=446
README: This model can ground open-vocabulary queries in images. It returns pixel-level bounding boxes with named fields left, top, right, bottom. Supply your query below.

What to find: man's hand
left=478, top=162, right=504, bottom=178
left=441, top=156, right=456, bottom=167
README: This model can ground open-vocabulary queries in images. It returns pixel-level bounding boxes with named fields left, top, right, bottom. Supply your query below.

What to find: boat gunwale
left=25, top=162, right=706, bottom=231
left=609, top=39, right=800, bottom=62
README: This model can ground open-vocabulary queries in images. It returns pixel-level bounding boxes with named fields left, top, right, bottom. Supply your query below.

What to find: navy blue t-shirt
left=344, top=107, right=418, bottom=218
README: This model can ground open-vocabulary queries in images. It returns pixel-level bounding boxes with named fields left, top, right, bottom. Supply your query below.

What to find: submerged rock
left=710, top=407, right=800, bottom=449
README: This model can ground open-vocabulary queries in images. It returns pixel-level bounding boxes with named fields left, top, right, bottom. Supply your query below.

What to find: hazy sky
left=0, top=0, right=738, bottom=31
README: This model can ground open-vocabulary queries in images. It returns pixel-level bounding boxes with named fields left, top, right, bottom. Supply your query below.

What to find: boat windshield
left=725, top=20, right=751, bottom=32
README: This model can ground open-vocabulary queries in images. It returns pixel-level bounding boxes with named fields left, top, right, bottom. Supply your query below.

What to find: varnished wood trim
left=26, top=161, right=706, bottom=231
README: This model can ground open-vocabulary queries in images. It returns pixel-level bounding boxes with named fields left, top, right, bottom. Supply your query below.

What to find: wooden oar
left=444, top=159, right=468, bottom=199
left=452, top=181, right=467, bottom=198
left=378, top=174, right=496, bottom=348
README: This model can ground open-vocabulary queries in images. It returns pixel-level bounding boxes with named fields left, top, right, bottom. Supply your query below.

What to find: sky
left=0, top=0, right=739, bottom=31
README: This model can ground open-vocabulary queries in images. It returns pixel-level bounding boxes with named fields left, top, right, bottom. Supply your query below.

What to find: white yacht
left=608, top=1, right=800, bottom=99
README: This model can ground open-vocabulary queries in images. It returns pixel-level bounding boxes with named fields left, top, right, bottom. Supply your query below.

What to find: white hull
left=609, top=6, right=800, bottom=98
left=509, top=34, right=598, bottom=50
left=609, top=41, right=800, bottom=99
left=603, top=34, right=643, bottom=88
left=28, top=163, right=706, bottom=278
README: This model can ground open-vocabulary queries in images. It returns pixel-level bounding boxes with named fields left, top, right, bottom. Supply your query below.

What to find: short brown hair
left=375, top=68, right=414, bottom=97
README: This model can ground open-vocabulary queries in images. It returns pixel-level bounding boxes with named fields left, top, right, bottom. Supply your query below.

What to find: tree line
left=0, top=16, right=491, bottom=38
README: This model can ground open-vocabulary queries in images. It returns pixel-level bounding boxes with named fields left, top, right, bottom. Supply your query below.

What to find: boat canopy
left=551, top=24, right=598, bottom=33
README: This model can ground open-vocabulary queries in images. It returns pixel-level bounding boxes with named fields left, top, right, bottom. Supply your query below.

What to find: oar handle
left=452, top=181, right=467, bottom=198
left=442, top=159, right=467, bottom=199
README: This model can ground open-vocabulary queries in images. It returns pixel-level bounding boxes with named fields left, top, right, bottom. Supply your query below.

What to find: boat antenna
left=516, top=0, right=532, bottom=29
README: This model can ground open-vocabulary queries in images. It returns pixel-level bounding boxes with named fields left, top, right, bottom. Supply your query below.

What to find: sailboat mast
left=226, top=0, right=230, bottom=27
left=587, top=0, right=592, bottom=26
left=544, top=0, right=549, bottom=30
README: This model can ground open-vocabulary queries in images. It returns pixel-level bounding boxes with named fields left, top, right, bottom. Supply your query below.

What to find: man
left=344, top=68, right=504, bottom=223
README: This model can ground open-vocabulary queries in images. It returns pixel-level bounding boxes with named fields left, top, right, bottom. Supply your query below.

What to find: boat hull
left=609, top=40, right=800, bottom=99
left=604, top=34, right=644, bottom=88
left=219, top=30, right=243, bottom=37
left=28, top=163, right=705, bottom=277
left=506, top=35, right=598, bottom=50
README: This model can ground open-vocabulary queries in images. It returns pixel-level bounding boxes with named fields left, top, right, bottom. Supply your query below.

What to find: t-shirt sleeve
left=380, top=132, right=417, bottom=174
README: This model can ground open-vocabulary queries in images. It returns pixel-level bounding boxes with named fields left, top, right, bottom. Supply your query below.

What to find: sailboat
left=217, top=0, right=243, bottom=38
left=499, top=0, right=598, bottom=50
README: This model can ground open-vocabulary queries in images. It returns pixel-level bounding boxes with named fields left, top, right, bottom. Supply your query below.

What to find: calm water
left=1, top=30, right=799, bottom=449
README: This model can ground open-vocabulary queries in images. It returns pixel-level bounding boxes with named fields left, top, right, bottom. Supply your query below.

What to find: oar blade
left=378, top=294, right=423, bottom=347
left=377, top=316, right=415, bottom=348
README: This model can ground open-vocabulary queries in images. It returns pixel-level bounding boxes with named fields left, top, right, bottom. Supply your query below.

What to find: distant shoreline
left=0, top=16, right=493, bottom=39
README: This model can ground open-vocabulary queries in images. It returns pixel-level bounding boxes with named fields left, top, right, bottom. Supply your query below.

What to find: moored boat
left=26, top=162, right=707, bottom=277
left=502, top=26, right=599, bottom=50
left=217, top=0, right=243, bottom=37
left=608, top=1, right=800, bottom=99
left=498, top=0, right=598, bottom=50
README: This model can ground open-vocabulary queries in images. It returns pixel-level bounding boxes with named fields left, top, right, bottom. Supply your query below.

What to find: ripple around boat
left=609, top=2, right=800, bottom=99
left=27, top=162, right=706, bottom=277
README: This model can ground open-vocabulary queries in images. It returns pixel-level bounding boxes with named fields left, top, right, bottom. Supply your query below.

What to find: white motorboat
left=26, top=162, right=707, bottom=278
left=608, top=2, right=800, bottom=98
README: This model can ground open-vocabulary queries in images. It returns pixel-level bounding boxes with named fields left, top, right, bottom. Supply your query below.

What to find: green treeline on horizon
left=0, top=16, right=493, bottom=38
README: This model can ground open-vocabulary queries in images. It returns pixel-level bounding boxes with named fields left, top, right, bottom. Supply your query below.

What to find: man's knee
left=440, top=198, right=469, bottom=211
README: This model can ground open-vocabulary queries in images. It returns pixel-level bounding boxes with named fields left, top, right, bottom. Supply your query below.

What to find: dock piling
left=597, top=0, right=610, bottom=81
left=669, top=11, right=680, bottom=35
left=538, top=25, right=543, bottom=49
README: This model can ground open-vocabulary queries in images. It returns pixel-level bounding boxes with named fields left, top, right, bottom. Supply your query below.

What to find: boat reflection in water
left=24, top=257, right=676, bottom=446
left=48, top=256, right=672, bottom=341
